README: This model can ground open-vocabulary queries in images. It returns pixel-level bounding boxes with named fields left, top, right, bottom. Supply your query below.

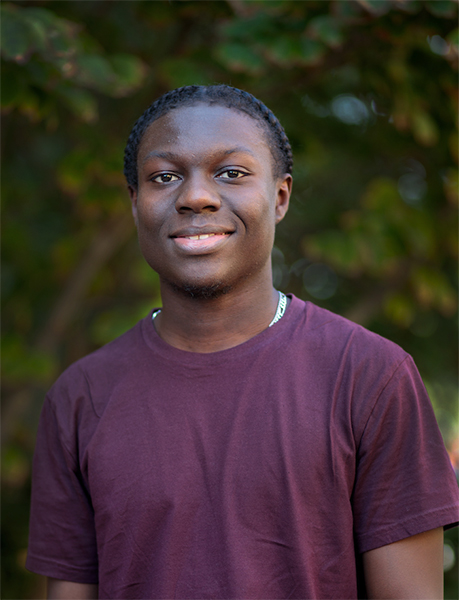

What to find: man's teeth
left=187, top=234, right=214, bottom=240
left=185, top=233, right=227, bottom=240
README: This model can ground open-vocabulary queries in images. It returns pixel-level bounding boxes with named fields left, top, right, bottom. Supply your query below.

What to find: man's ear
left=275, top=174, right=292, bottom=225
left=128, top=185, right=138, bottom=227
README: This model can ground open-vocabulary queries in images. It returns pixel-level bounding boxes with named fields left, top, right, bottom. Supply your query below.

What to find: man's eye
left=218, top=170, right=246, bottom=180
left=152, top=173, right=180, bottom=183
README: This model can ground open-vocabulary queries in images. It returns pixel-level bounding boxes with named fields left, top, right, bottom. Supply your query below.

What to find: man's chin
left=171, top=280, right=232, bottom=300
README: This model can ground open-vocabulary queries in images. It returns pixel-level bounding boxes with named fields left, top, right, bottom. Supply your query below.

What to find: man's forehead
left=145, top=104, right=264, bottom=140
left=139, top=106, right=271, bottom=162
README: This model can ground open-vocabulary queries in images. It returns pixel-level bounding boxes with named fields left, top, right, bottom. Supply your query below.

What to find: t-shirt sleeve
left=352, top=355, right=459, bottom=554
left=26, top=395, right=99, bottom=583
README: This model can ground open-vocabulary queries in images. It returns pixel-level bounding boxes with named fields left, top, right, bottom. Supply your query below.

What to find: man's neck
left=153, top=279, right=281, bottom=354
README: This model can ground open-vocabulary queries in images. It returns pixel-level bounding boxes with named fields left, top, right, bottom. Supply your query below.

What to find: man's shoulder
left=293, top=297, right=408, bottom=361
left=46, top=313, right=151, bottom=414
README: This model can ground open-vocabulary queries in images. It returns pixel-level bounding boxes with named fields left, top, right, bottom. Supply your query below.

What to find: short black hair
left=123, top=84, right=293, bottom=189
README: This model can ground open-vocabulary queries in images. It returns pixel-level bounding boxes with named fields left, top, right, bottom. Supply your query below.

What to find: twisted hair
left=123, top=85, right=293, bottom=189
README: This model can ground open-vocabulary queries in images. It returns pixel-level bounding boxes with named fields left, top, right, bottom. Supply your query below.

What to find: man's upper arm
left=362, top=527, right=444, bottom=599
left=47, top=578, right=98, bottom=600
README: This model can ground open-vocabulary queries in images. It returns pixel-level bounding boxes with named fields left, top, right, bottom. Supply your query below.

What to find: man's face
left=129, top=104, right=291, bottom=297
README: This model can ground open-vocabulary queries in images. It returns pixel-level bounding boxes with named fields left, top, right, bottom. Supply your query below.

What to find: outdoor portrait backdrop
left=1, top=1, right=458, bottom=598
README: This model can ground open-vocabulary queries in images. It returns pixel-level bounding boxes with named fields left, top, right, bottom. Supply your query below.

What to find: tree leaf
left=300, top=37, right=326, bottom=65
left=55, top=86, right=98, bottom=123
left=75, top=53, right=116, bottom=89
left=361, top=178, right=400, bottom=211
left=0, top=5, right=34, bottom=61
left=109, top=54, right=146, bottom=95
left=355, top=0, right=391, bottom=16
left=264, top=35, right=304, bottom=65
left=446, top=27, right=459, bottom=52
left=425, top=0, right=458, bottom=18
left=23, top=7, right=74, bottom=57
left=214, top=42, right=265, bottom=74
left=307, top=15, right=343, bottom=48
left=384, top=292, right=416, bottom=327
left=221, top=13, right=276, bottom=43
left=410, top=266, right=457, bottom=315
left=411, top=107, right=439, bottom=146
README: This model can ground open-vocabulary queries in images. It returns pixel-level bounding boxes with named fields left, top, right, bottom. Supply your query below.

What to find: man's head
left=124, top=85, right=293, bottom=190
left=125, top=86, right=292, bottom=300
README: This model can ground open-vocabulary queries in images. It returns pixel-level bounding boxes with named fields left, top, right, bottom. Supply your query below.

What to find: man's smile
left=171, top=231, right=232, bottom=253
left=182, top=233, right=226, bottom=240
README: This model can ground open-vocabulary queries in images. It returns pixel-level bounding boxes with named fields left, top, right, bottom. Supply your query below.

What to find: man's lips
left=170, top=225, right=233, bottom=238
left=171, top=231, right=232, bottom=253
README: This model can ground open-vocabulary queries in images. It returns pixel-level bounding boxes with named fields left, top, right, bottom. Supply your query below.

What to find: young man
left=27, top=85, right=458, bottom=599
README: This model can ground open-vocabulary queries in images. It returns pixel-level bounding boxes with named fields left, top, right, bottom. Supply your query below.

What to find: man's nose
left=175, top=174, right=221, bottom=213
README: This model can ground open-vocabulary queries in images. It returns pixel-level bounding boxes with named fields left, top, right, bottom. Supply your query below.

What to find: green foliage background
left=1, top=1, right=458, bottom=598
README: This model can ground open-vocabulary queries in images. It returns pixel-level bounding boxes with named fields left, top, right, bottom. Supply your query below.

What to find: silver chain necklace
left=268, top=291, right=287, bottom=327
left=152, top=290, right=288, bottom=327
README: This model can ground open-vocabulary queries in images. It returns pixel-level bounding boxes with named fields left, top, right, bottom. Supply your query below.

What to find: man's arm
left=47, top=578, right=98, bottom=600
left=362, top=527, right=444, bottom=599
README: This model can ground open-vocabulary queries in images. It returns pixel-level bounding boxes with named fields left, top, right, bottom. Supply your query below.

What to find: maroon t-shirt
left=26, top=296, right=459, bottom=599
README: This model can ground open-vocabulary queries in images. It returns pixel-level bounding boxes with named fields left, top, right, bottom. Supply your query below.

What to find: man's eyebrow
left=221, top=146, right=256, bottom=158
left=142, top=147, right=256, bottom=165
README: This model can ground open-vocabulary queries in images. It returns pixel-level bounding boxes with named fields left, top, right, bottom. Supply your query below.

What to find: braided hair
left=123, top=85, right=293, bottom=189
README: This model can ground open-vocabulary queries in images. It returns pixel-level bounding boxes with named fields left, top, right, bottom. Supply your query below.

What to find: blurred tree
left=1, top=1, right=457, bottom=598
